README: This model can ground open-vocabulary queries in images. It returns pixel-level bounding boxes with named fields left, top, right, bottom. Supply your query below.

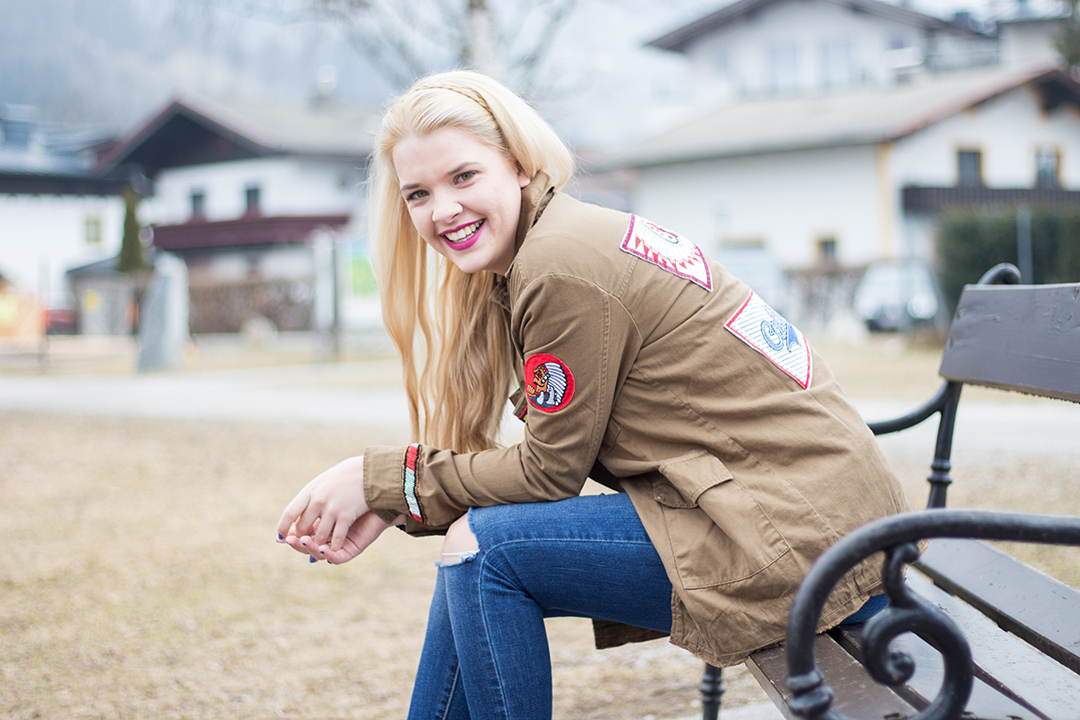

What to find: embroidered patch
left=724, top=291, right=813, bottom=389
left=524, top=353, right=575, bottom=413
left=402, top=443, right=424, bottom=522
left=621, top=216, right=713, bottom=291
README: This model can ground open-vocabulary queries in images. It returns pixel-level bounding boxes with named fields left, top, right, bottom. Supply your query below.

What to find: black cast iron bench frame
left=702, top=263, right=1080, bottom=719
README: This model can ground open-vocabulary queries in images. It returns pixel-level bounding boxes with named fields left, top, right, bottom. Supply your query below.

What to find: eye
left=405, top=189, right=428, bottom=202
left=455, top=170, right=476, bottom=184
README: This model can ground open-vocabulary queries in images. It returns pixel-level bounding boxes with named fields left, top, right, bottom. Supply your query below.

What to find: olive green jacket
left=365, top=177, right=910, bottom=667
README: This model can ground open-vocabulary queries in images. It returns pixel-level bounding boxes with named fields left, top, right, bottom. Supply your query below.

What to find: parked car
left=853, top=260, right=942, bottom=332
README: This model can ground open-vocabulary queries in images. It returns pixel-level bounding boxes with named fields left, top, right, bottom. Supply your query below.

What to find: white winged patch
left=725, top=291, right=812, bottom=389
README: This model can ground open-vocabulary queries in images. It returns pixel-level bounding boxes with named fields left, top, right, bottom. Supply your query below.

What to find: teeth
left=445, top=221, right=482, bottom=243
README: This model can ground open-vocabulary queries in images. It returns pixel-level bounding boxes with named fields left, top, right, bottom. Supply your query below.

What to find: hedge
left=936, top=207, right=1080, bottom=311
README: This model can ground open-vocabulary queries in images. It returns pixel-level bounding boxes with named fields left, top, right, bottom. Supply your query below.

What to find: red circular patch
left=523, top=353, right=575, bottom=413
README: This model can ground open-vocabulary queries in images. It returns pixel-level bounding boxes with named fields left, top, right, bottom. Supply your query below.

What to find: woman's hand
left=276, top=456, right=402, bottom=564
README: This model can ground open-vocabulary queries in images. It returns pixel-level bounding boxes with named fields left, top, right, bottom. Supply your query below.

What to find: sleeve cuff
left=364, top=446, right=411, bottom=517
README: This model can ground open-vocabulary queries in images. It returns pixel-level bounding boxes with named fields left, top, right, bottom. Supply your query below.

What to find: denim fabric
left=406, top=492, right=887, bottom=719
left=407, top=493, right=672, bottom=720
left=840, top=592, right=888, bottom=624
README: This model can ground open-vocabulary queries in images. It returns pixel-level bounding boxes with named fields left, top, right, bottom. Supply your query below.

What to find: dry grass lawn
left=2, top=335, right=1078, bottom=719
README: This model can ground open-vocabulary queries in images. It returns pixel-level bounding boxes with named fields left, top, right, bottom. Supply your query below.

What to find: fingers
left=280, top=512, right=393, bottom=566
left=277, top=455, right=371, bottom=563
left=276, top=494, right=308, bottom=542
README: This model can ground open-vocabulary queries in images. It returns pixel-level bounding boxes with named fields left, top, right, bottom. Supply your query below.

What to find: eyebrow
left=399, top=162, right=477, bottom=195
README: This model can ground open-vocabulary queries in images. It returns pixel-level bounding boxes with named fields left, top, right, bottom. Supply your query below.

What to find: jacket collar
left=492, top=171, right=555, bottom=309
left=511, top=170, right=555, bottom=266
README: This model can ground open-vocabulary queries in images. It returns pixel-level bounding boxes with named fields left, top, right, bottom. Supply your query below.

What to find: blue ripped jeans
left=407, top=493, right=671, bottom=720
left=406, top=492, right=885, bottom=720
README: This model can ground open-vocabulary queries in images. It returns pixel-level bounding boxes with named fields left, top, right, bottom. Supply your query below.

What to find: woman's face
left=393, top=126, right=530, bottom=276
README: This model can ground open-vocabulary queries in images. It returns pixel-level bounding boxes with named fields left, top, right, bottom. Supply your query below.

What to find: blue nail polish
left=309, top=556, right=317, bottom=563
left=277, top=533, right=283, bottom=541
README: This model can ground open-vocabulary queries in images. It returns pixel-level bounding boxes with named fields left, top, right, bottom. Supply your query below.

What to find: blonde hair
left=371, top=71, right=574, bottom=452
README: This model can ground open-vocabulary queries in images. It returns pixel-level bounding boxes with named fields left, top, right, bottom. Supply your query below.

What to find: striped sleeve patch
left=402, top=443, right=424, bottom=522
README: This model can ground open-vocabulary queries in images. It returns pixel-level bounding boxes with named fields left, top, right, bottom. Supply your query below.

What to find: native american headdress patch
left=524, top=353, right=575, bottom=413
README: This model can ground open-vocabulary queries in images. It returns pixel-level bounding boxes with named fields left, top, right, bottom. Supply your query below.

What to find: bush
left=936, top=207, right=1079, bottom=311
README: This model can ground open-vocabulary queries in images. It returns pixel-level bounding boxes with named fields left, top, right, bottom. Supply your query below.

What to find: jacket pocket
left=655, top=451, right=790, bottom=589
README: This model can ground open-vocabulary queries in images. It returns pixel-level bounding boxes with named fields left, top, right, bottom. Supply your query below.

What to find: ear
left=518, top=167, right=530, bottom=189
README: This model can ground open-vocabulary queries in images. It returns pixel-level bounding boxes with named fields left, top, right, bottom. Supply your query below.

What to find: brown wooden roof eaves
left=151, top=214, right=351, bottom=252
left=96, top=94, right=379, bottom=179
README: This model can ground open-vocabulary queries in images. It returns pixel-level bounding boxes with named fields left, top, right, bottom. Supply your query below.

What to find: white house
left=645, top=0, right=1004, bottom=105
left=596, top=0, right=1080, bottom=323
left=0, top=104, right=124, bottom=334
left=94, top=94, right=381, bottom=335
left=604, top=65, right=1080, bottom=263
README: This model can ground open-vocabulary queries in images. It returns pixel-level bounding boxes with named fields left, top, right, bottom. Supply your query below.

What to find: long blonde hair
left=371, top=71, right=575, bottom=452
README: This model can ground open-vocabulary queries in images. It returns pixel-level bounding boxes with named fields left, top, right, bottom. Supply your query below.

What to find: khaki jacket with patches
left=364, top=178, right=911, bottom=668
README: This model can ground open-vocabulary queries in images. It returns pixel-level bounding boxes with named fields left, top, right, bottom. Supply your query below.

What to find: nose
left=431, top=192, right=461, bottom=226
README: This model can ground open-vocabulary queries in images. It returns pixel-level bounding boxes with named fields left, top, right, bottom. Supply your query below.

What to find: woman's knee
left=439, top=512, right=479, bottom=565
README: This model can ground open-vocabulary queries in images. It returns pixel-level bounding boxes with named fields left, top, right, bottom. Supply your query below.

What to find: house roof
left=97, top=94, right=381, bottom=179
left=0, top=112, right=121, bottom=194
left=648, top=0, right=977, bottom=54
left=595, top=65, right=1080, bottom=170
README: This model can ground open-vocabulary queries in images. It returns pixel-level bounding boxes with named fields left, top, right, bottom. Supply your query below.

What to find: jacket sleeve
left=363, top=274, right=639, bottom=530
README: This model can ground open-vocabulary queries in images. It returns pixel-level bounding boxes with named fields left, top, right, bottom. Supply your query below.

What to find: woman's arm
left=363, top=273, right=640, bottom=531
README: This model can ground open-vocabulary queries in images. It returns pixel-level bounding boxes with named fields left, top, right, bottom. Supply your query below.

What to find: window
left=820, top=39, right=854, bottom=89
left=245, top=184, right=261, bottom=215
left=767, top=42, right=801, bottom=94
left=1036, top=147, right=1060, bottom=189
left=957, top=150, right=983, bottom=187
left=84, top=216, right=102, bottom=246
left=711, top=46, right=730, bottom=74
left=190, top=189, right=206, bottom=219
left=816, top=236, right=838, bottom=267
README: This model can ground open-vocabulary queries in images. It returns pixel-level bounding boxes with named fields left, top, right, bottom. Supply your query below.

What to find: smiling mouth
left=443, top=220, right=483, bottom=245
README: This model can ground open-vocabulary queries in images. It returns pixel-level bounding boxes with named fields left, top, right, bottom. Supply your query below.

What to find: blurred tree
left=1055, top=0, right=1080, bottom=70
left=118, top=184, right=147, bottom=273
left=310, top=0, right=585, bottom=94
left=200, top=0, right=584, bottom=96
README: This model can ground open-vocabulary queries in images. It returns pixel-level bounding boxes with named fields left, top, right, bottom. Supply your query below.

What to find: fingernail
left=277, top=533, right=283, bottom=541
left=309, top=556, right=317, bottom=563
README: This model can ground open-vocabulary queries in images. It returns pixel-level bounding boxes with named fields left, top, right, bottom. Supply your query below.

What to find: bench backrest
left=940, top=281, right=1080, bottom=404
left=869, top=264, right=1080, bottom=509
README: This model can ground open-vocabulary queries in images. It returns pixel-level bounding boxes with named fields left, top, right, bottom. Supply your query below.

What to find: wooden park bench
left=700, top=263, right=1080, bottom=720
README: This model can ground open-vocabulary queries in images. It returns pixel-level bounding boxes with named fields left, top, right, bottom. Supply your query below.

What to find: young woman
left=277, top=70, right=910, bottom=720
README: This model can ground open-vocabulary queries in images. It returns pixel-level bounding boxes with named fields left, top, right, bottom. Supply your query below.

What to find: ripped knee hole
left=439, top=514, right=479, bottom=565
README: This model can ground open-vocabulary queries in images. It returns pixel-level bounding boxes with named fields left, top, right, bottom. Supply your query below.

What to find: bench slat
left=939, top=283, right=1080, bottom=403
left=914, top=538, right=1080, bottom=675
left=830, top=624, right=1037, bottom=719
left=746, top=635, right=916, bottom=720
left=905, top=572, right=1080, bottom=719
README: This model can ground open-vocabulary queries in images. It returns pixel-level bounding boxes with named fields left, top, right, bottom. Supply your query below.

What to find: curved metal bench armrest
left=866, top=262, right=1019, bottom=438
left=867, top=380, right=952, bottom=436
left=783, top=510, right=1080, bottom=720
